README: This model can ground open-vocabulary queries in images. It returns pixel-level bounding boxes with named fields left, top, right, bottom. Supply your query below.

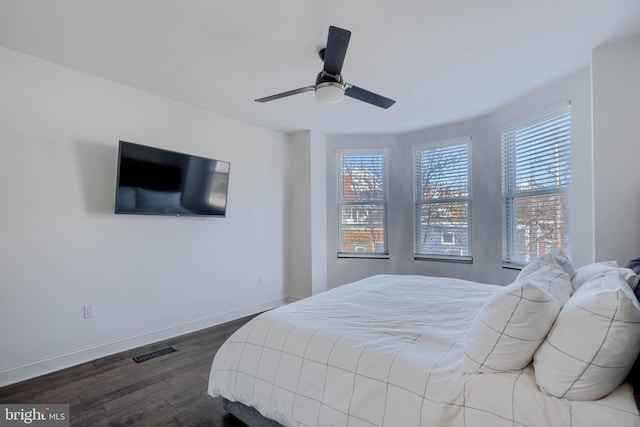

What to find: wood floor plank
left=0, top=314, right=258, bottom=426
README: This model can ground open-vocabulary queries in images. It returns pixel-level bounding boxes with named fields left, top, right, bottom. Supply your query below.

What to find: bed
left=208, top=255, right=640, bottom=426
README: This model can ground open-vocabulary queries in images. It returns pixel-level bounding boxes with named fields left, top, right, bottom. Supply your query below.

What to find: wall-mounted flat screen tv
left=115, top=141, right=230, bottom=217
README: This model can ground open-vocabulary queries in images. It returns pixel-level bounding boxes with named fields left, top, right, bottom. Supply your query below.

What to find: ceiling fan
left=255, top=26, right=396, bottom=109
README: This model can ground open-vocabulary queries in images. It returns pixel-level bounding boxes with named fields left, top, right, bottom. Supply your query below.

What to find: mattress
left=208, top=274, right=640, bottom=426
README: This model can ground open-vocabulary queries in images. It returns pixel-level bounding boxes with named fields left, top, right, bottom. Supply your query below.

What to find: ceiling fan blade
left=255, top=86, right=315, bottom=103
left=345, top=84, right=396, bottom=109
left=323, top=26, right=351, bottom=76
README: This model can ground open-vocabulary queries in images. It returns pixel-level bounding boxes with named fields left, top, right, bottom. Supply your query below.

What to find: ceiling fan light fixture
left=315, top=81, right=345, bottom=104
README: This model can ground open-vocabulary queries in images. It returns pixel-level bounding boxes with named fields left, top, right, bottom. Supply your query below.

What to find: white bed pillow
left=518, top=250, right=576, bottom=281
left=533, top=270, right=640, bottom=400
left=571, top=261, right=638, bottom=292
left=464, top=263, right=571, bottom=373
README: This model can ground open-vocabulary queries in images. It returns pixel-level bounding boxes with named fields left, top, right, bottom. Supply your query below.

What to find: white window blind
left=502, top=105, right=571, bottom=266
left=337, top=150, right=388, bottom=257
left=413, top=138, right=472, bottom=260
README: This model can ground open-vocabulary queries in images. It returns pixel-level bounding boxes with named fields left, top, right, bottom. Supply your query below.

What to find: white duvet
left=208, top=274, right=640, bottom=426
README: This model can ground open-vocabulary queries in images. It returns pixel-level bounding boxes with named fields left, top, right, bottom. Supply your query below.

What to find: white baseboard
left=0, top=298, right=287, bottom=388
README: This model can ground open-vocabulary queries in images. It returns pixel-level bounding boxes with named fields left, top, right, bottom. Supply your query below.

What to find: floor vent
left=132, top=346, right=177, bottom=363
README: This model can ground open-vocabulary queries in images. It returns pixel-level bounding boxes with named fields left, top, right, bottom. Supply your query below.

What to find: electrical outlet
left=257, top=275, right=263, bottom=285
left=84, top=303, right=96, bottom=318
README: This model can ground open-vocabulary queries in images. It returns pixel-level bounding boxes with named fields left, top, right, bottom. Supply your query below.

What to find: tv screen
left=115, top=141, right=230, bottom=217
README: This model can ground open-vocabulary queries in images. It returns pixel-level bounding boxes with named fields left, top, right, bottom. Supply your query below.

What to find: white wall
left=309, top=131, right=328, bottom=295
left=0, top=47, right=289, bottom=386
left=286, top=130, right=328, bottom=299
left=326, top=67, right=593, bottom=289
left=592, top=35, right=640, bottom=264
left=286, top=131, right=312, bottom=299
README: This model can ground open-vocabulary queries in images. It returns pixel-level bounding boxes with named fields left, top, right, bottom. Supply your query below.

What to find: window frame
left=336, top=149, right=389, bottom=259
left=413, top=137, right=473, bottom=262
left=501, top=103, right=572, bottom=268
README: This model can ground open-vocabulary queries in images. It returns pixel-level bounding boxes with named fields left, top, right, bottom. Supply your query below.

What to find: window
left=337, top=150, right=388, bottom=257
left=502, top=105, right=571, bottom=266
left=442, top=232, right=455, bottom=245
left=413, top=138, right=472, bottom=260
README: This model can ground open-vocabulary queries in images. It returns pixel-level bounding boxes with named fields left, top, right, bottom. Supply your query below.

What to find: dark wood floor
left=0, top=315, right=257, bottom=426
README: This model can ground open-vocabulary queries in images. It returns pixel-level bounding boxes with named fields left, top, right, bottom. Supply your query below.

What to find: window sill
left=338, top=253, right=390, bottom=259
left=413, top=255, right=473, bottom=264
left=502, top=263, right=524, bottom=270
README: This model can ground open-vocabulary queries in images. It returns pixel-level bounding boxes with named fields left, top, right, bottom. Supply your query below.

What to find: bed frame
left=223, top=398, right=283, bottom=427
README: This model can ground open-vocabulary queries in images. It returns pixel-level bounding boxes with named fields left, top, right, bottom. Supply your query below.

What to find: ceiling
left=1, top=1, right=640, bottom=135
